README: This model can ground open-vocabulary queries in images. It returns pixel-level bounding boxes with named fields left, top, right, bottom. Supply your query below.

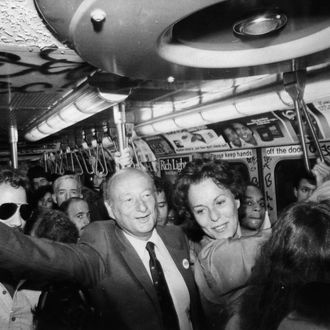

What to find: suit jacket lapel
left=114, top=226, right=159, bottom=305
left=157, top=227, right=196, bottom=290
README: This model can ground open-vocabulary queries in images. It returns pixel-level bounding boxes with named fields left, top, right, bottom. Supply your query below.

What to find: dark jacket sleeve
left=0, top=222, right=106, bottom=288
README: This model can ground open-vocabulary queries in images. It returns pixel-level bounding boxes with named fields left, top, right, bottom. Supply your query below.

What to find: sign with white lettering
left=158, top=156, right=191, bottom=183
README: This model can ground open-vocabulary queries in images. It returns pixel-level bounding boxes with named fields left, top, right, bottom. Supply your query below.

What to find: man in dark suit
left=0, top=168, right=204, bottom=330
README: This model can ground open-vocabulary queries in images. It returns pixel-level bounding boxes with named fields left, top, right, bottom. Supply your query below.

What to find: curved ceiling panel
left=35, top=0, right=330, bottom=80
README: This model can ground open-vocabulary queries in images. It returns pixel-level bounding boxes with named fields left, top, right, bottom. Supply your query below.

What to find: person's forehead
left=298, top=178, right=316, bottom=188
left=57, top=178, right=79, bottom=189
left=156, top=190, right=166, bottom=201
left=245, top=186, right=263, bottom=199
left=33, top=176, right=47, bottom=182
left=225, top=127, right=234, bottom=133
left=68, top=201, right=88, bottom=214
left=0, top=182, right=26, bottom=204
left=108, top=171, right=153, bottom=202
left=113, top=170, right=152, bottom=189
left=42, top=192, right=52, bottom=199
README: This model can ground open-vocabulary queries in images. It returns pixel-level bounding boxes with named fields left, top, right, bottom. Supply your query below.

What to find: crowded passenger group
left=0, top=151, right=329, bottom=330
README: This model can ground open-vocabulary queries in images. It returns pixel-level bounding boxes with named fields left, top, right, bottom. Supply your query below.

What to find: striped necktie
left=146, top=241, right=180, bottom=330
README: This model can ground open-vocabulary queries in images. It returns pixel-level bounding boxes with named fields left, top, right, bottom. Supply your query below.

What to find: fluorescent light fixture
left=174, top=113, right=205, bottom=128
left=98, top=91, right=129, bottom=103
left=201, top=104, right=238, bottom=121
left=152, top=119, right=178, bottom=132
left=139, top=107, right=153, bottom=121
left=59, top=105, right=91, bottom=122
left=135, top=124, right=156, bottom=136
left=25, top=87, right=126, bottom=142
left=152, top=103, right=174, bottom=117
left=25, top=128, right=48, bottom=141
left=174, top=97, right=200, bottom=110
left=235, top=91, right=288, bottom=115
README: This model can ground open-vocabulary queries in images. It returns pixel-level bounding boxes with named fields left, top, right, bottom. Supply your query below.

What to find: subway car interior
left=2, top=0, right=330, bottom=222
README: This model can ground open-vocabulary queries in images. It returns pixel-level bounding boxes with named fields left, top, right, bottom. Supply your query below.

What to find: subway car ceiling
left=1, top=0, right=330, bottom=160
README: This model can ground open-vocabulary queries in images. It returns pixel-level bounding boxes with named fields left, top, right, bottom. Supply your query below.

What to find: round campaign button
left=182, top=258, right=190, bottom=269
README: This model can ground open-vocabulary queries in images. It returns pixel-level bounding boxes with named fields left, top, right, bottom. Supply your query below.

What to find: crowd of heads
left=0, top=165, right=92, bottom=240
left=0, top=155, right=329, bottom=329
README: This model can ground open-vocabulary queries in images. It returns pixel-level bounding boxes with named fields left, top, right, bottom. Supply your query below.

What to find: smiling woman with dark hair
left=173, top=158, right=270, bottom=329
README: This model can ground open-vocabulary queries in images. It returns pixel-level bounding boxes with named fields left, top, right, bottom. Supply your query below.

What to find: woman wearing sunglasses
left=0, top=168, right=37, bottom=329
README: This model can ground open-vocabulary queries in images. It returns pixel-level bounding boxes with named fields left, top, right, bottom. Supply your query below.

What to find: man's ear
left=104, top=200, right=115, bottom=219
left=52, top=194, right=57, bottom=204
left=235, top=198, right=240, bottom=210
left=293, top=187, right=298, bottom=199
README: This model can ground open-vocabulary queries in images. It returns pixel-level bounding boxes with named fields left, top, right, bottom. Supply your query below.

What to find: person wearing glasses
left=0, top=168, right=39, bottom=329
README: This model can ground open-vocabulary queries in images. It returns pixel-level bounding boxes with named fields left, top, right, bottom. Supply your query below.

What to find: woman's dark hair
left=33, top=210, right=79, bottom=243
left=30, top=185, right=53, bottom=209
left=240, top=200, right=330, bottom=330
left=173, top=158, right=245, bottom=241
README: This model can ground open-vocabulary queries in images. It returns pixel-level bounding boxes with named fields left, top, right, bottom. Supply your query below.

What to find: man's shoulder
left=156, top=225, right=188, bottom=250
left=156, top=224, right=184, bottom=237
left=80, top=220, right=117, bottom=240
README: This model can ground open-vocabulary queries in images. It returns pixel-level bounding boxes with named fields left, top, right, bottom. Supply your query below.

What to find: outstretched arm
left=0, top=222, right=105, bottom=287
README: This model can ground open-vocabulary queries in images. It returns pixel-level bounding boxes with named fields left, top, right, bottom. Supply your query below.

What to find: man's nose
left=82, top=216, right=90, bottom=226
left=8, top=210, right=24, bottom=228
left=136, top=199, right=147, bottom=212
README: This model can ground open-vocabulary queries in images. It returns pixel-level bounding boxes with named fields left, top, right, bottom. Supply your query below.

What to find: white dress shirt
left=124, top=229, right=192, bottom=330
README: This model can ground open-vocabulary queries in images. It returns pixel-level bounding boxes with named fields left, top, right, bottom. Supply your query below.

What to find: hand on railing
left=311, top=156, right=330, bottom=187
left=114, top=147, right=133, bottom=171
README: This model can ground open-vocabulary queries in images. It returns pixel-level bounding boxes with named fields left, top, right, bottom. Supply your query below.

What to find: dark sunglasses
left=0, top=203, right=33, bottom=220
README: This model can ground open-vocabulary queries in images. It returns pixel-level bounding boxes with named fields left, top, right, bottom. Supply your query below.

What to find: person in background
left=32, top=209, right=95, bottom=330
left=32, top=209, right=79, bottom=244
left=293, top=169, right=317, bottom=202
left=27, top=165, right=50, bottom=192
left=237, top=200, right=330, bottom=330
left=24, top=185, right=54, bottom=235
left=238, top=183, right=271, bottom=237
left=173, top=158, right=270, bottom=329
left=0, top=167, right=205, bottom=330
left=52, top=174, right=83, bottom=207
left=0, top=168, right=39, bottom=329
left=32, top=186, right=54, bottom=213
left=153, top=176, right=175, bottom=226
left=222, top=125, right=242, bottom=148
left=60, top=197, right=91, bottom=235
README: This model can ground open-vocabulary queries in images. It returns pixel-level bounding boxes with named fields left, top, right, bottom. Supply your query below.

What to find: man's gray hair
left=53, top=174, right=82, bottom=193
